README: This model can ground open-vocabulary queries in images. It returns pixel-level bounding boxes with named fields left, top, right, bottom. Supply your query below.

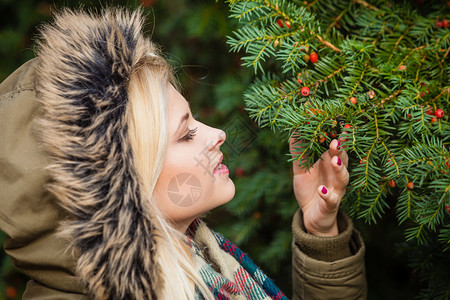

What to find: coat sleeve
left=291, top=209, right=367, bottom=300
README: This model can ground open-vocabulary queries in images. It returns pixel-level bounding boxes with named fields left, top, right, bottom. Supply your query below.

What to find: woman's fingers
left=291, top=132, right=350, bottom=176
left=318, top=154, right=349, bottom=206
left=338, top=131, right=350, bottom=151
left=318, top=185, right=340, bottom=212
left=332, top=155, right=350, bottom=187
left=328, top=139, right=341, bottom=156
left=329, top=139, right=349, bottom=167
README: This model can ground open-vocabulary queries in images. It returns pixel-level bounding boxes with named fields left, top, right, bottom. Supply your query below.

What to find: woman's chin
left=218, top=180, right=236, bottom=205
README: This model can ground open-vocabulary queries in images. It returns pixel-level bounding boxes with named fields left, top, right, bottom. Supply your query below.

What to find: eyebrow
left=174, top=102, right=191, bottom=138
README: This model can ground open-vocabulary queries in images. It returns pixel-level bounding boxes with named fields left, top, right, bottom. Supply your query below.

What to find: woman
left=0, top=8, right=366, bottom=299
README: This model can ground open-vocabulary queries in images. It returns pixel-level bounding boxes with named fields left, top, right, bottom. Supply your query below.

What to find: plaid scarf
left=186, top=219, right=288, bottom=300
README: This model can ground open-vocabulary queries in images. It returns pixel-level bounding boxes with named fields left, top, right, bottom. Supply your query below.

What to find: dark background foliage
left=0, top=0, right=423, bottom=299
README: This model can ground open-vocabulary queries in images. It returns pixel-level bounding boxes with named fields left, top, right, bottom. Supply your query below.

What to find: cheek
left=164, top=143, right=216, bottom=182
left=154, top=147, right=215, bottom=218
left=160, top=148, right=211, bottom=182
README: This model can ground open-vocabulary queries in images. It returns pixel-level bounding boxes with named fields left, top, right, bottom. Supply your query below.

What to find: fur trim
left=35, top=8, right=162, bottom=299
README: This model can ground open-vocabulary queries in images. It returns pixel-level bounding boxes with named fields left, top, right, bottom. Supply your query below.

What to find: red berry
left=301, top=86, right=310, bottom=96
left=297, top=78, right=302, bottom=84
left=387, top=159, right=395, bottom=167
left=141, top=0, right=156, bottom=7
left=426, top=107, right=434, bottom=115
left=445, top=205, right=450, bottom=214
left=431, top=117, right=437, bottom=123
left=318, top=135, right=326, bottom=143
left=436, top=21, right=443, bottom=28
left=285, top=21, right=291, bottom=29
left=5, top=287, right=18, bottom=298
left=350, top=97, right=357, bottom=105
left=253, top=211, right=262, bottom=220
left=329, top=131, right=337, bottom=138
left=443, top=19, right=449, bottom=28
left=276, top=19, right=284, bottom=28
left=435, top=108, right=444, bottom=118
left=235, top=166, right=245, bottom=177
left=446, top=160, right=450, bottom=169
left=398, top=65, right=407, bottom=71
left=407, top=182, right=414, bottom=190
left=274, top=39, right=280, bottom=47
left=306, top=107, right=317, bottom=116
left=388, top=180, right=396, bottom=188
left=310, top=52, right=318, bottom=63
left=344, top=124, right=352, bottom=129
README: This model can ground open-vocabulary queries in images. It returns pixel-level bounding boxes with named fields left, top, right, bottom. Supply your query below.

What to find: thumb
left=318, top=185, right=340, bottom=212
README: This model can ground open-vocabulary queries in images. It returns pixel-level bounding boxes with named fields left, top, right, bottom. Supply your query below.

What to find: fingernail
left=321, top=186, right=328, bottom=194
left=336, top=140, right=340, bottom=149
left=337, top=157, right=342, bottom=166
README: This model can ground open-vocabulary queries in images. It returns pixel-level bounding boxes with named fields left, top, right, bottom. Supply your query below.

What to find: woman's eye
left=179, top=113, right=198, bottom=142
left=179, top=127, right=198, bottom=142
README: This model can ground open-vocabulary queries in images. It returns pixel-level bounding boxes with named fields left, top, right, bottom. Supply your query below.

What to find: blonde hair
left=127, top=46, right=214, bottom=299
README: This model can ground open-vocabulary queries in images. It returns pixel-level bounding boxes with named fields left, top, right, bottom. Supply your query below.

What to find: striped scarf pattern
left=186, top=219, right=288, bottom=300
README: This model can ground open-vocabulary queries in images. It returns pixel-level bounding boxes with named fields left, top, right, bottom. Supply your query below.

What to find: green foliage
left=226, top=0, right=450, bottom=298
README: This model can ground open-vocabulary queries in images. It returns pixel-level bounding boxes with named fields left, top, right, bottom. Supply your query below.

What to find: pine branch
left=316, top=35, right=341, bottom=52
left=353, top=0, right=378, bottom=11
left=225, top=1, right=450, bottom=297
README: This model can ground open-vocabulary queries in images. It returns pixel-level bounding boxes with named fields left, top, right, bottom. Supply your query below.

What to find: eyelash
left=179, top=127, right=198, bottom=142
left=179, top=113, right=198, bottom=142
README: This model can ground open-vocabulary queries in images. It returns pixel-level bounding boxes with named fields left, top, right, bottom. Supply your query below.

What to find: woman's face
left=154, top=84, right=235, bottom=232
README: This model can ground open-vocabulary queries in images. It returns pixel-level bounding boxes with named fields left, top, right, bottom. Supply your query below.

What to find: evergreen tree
left=225, top=0, right=450, bottom=298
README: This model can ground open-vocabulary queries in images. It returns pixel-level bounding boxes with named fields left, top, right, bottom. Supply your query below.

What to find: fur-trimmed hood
left=35, top=8, right=163, bottom=299
left=0, top=8, right=164, bottom=299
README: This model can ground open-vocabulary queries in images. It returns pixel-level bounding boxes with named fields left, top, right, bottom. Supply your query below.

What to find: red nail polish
left=337, top=157, right=342, bottom=166
left=321, top=186, right=327, bottom=194
left=336, top=140, right=340, bottom=149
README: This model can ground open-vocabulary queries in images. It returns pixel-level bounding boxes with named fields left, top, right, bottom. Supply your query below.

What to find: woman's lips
left=213, top=154, right=229, bottom=175
left=213, top=164, right=229, bottom=175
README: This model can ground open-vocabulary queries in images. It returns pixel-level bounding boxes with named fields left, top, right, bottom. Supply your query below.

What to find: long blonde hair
left=127, top=44, right=214, bottom=300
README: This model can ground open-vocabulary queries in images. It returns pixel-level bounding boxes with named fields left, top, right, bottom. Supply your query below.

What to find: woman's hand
left=289, top=133, right=349, bottom=237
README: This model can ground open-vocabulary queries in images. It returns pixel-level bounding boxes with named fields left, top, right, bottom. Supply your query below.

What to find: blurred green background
left=0, top=0, right=421, bottom=299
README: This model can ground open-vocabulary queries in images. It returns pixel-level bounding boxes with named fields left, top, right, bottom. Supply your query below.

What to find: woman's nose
left=206, top=127, right=226, bottom=150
